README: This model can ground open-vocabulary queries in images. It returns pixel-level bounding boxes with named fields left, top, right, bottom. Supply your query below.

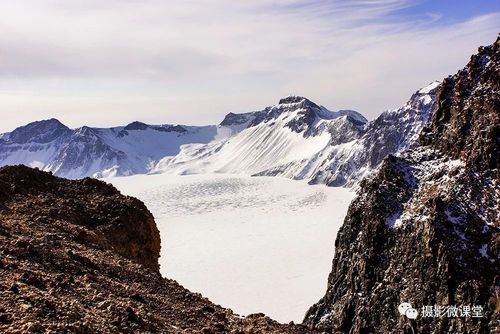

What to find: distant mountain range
left=0, top=81, right=439, bottom=185
left=152, top=82, right=438, bottom=187
left=0, top=118, right=242, bottom=179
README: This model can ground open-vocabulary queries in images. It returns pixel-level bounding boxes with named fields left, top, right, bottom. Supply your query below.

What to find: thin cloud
left=0, top=0, right=498, bottom=131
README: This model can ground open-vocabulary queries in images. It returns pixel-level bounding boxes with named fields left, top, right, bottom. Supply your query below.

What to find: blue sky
left=0, top=0, right=498, bottom=131
left=395, top=0, right=500, bottom=23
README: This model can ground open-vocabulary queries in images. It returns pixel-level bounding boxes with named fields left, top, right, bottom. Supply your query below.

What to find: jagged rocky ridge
left=0, top=165, right=316, bottom=333
left=0, top=83, right=437, bottom=187
left=307, top=82, right=439, bottom=186
left=304, top=38, right=499, bottom=333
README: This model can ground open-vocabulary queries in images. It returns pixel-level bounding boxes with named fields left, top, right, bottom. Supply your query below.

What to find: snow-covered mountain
left=306, top=81, right=440, bottom=186
left=151, top=96, right=367, bottom=177
left=0, top=83, right=438, bottom=184
left=0, top=120, right=238, bottom=178
left=153, top=83, right=439, bottom=186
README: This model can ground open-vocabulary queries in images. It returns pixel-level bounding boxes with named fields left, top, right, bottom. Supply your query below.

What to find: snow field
left=108, top=173, right=354, bottom=323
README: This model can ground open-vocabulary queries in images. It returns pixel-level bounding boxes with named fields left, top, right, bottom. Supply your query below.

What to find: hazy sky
left=0, top=0, right=499, bottom=132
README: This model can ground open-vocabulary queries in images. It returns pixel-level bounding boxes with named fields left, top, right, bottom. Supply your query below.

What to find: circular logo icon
left=398, top=302, right=412, bottom=316
left=405, top=308, right=418, bottom=319
left=399, top=303, right=419, bottom=319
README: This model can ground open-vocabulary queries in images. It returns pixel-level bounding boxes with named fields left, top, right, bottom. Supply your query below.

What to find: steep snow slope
left=151, top=96, right=367, bottom=176
left=0, top=120, right=236, bottom=178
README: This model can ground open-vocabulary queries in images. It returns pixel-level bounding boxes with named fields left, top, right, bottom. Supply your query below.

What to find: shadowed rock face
left=0, top=165, right=161, bottom=272
left=420, top=46, right=499, bottom=172
left=0, top=165, right=315, bottom=333
left=304, top=38, right=499, bottom=333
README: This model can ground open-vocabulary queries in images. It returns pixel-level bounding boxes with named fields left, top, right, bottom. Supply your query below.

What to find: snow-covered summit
left=150, top=95, right=371, bottom=177
left=239, top=96, right=367, bottom=138
left=307, top=82, right=440, bottom=186
left=274, top=96, right=366, bottom=122
left=216, top=96, right=366, bottom=141
left=7, top=118, right=71, bottom=144
left=121, top=121, right=187, bottom=133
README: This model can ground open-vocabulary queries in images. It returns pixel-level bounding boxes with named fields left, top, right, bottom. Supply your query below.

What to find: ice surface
left=108, top=173, right=354, bottom=323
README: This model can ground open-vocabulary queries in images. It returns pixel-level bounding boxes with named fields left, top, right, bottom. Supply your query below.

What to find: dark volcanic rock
left=0, top=165, right=315, bottom=333
left=154, top=125, right=187, bottom=133
left=220, top=112, right=261, bottom=127
left=124, top=121, right=150, bottom=131
left=420, top=46, right=499, bottom=172
left=305, top=38, right=500, bottom=333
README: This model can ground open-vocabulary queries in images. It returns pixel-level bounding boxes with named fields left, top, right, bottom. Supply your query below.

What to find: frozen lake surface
left=108, top=173, right=354, bottom=323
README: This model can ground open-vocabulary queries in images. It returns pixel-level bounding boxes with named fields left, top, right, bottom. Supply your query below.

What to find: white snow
left=107, top=173, right=355, bottom=323
left=386, top=212, right=403, bottom=228
left=0, top=122, right=243, bottom=178
left=0, top=143, right=58, bottom=172
left=152, top=85, right=437, bottom=187
left=97, top=125, right=222, bottom=164
left=29, top=160, right=46, bottom=169
left=152, top=111, right=333, bottom=176
left=419, top=95, right=433, bottom=105
left=418, top=81, right=440, bottom=94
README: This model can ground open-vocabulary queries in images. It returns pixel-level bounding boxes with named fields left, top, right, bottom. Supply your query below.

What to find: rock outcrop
left=304, top=38, right=499, bottom=333
left=0, top=165, right=314, bottom=333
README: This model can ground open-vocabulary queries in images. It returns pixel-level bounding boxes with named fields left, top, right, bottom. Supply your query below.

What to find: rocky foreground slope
left=304, top=38, right=499, bottom=333
left=0, top=165, right=315, bottom=333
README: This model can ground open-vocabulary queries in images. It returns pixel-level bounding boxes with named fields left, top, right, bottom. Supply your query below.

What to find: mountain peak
left=75, top=125, right=97, bottom=135
left=278, top=95, right=309, bottom=105
left=334, top=110, right=368, bottom=125
left=8, top=118, right=70, bottom=144
left=124, top=121, right=150, bottom=131
left=23, top=118, right=67, bottom=129
left=277, top=95, right=323, bottom=111
left=46, top=118, right=66, bottom=125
